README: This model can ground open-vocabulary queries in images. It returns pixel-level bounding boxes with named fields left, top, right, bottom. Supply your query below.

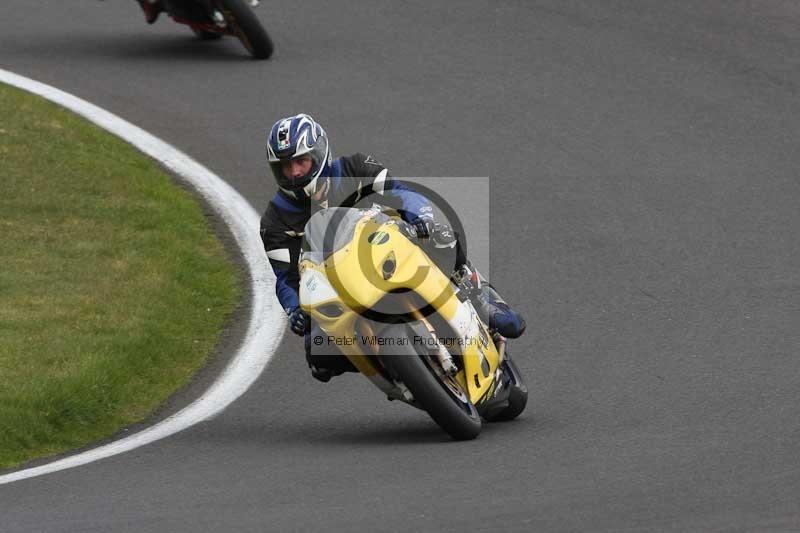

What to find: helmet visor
left=269, top=136, right=329, bottom=193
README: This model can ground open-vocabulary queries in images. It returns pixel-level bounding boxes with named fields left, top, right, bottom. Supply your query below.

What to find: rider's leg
left=471, top=271, right=527, bottom=339
left=429, top=229, right=527, bottom=339
left=452, top=260, right=527, bottom=339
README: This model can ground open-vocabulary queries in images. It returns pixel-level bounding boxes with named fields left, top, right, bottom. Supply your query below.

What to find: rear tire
left=216, top=0, right=273, bottom=59
left=486, top=384, right=527, bottom=422
left=484, top=355, right=528, bottom=422
left=379, top=324, right=482, bottom=440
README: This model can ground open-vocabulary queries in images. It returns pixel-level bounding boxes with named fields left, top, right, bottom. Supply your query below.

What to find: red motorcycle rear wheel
left=216, top=0, right=273, bottom=59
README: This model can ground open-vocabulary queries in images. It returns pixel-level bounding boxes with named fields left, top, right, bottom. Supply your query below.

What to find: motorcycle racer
left=259, top=114, right=526, bottom=381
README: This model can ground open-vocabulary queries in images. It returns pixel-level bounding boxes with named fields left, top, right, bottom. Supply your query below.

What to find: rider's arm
left=347, top=153, right=434, bottom=224
left=268, top=255, right=300, bottom=312
left=260, top=204, right=302, bottom=313
left=377, top=174, right=435, bottom=224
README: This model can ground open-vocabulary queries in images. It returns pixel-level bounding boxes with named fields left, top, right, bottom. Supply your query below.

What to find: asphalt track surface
left=2, top=1, right=799, bottom=531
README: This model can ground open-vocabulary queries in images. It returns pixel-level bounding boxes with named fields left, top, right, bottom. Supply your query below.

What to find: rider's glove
left=287, top=306, right=309, bottom=336
left=432, top=225, right=457, bottom=249
left=411, top=215, right=436, bottom=241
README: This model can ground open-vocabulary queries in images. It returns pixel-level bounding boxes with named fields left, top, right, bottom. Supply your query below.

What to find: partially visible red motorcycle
left=133, top=0, right=273, bottom=59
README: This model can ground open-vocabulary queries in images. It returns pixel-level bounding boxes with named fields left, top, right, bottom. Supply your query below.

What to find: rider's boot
left=138, top=0, right=164, bottom=24
left=475, top=281, right=527, bottom=339
left=308, top=358, right=357, bottom=383
left=454, top=263, right=526, bottom=339
left=305, top=328, right=358, bottom=383
left=309, top=365, right=342, bottom=383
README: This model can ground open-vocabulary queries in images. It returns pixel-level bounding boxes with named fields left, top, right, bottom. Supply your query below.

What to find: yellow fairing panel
left=299, top=261, right=381, bottom=377
left=460, top=323, right=501, bottom=404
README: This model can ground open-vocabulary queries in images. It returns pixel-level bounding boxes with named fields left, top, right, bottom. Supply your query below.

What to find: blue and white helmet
left=266, top=113, right=332, bottom=199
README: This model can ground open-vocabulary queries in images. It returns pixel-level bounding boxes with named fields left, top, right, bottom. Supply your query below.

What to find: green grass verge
left=0, top=83, right=241, bottom=469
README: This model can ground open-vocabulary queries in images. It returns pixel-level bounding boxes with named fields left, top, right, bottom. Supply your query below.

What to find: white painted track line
left=0, top=69, right=285, bottom=485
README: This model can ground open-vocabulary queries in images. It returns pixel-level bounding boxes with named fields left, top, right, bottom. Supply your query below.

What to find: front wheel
left=378, top=324, right=482, bottom=440
left=216, top=0, right=273, bottom=59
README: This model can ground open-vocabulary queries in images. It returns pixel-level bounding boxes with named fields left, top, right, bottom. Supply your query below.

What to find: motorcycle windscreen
left=301, top=207, right=393, bottom=264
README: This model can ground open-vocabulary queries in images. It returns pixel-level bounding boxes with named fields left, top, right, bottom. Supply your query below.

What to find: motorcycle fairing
left=300, top=209, right=501, bottom=405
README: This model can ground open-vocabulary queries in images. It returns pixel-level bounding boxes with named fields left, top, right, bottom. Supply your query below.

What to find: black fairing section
left=479, top=357, right=524, bottom=417
left=163, top=0, right=212, bottom=21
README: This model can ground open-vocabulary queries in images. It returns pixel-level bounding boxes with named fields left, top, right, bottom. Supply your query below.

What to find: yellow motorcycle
left=299, top=207, right=527, bottom=440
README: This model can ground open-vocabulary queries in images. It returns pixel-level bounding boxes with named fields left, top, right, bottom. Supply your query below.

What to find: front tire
left=379, top=324, right=482, bottom=440
left=216, top=0, right=273, bottom=59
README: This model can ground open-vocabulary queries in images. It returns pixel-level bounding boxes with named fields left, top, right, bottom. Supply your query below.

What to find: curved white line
left=0, top=69, right=285, bottom=485
left=372, top=168, right=388, bottom=195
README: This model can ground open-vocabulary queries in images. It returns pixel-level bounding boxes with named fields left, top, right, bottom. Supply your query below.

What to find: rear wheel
left=483, top=355, right=528, bottom=422
left=379, top=323, right=482, bottom=440
left=216, top=0, right=273, bottom=59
